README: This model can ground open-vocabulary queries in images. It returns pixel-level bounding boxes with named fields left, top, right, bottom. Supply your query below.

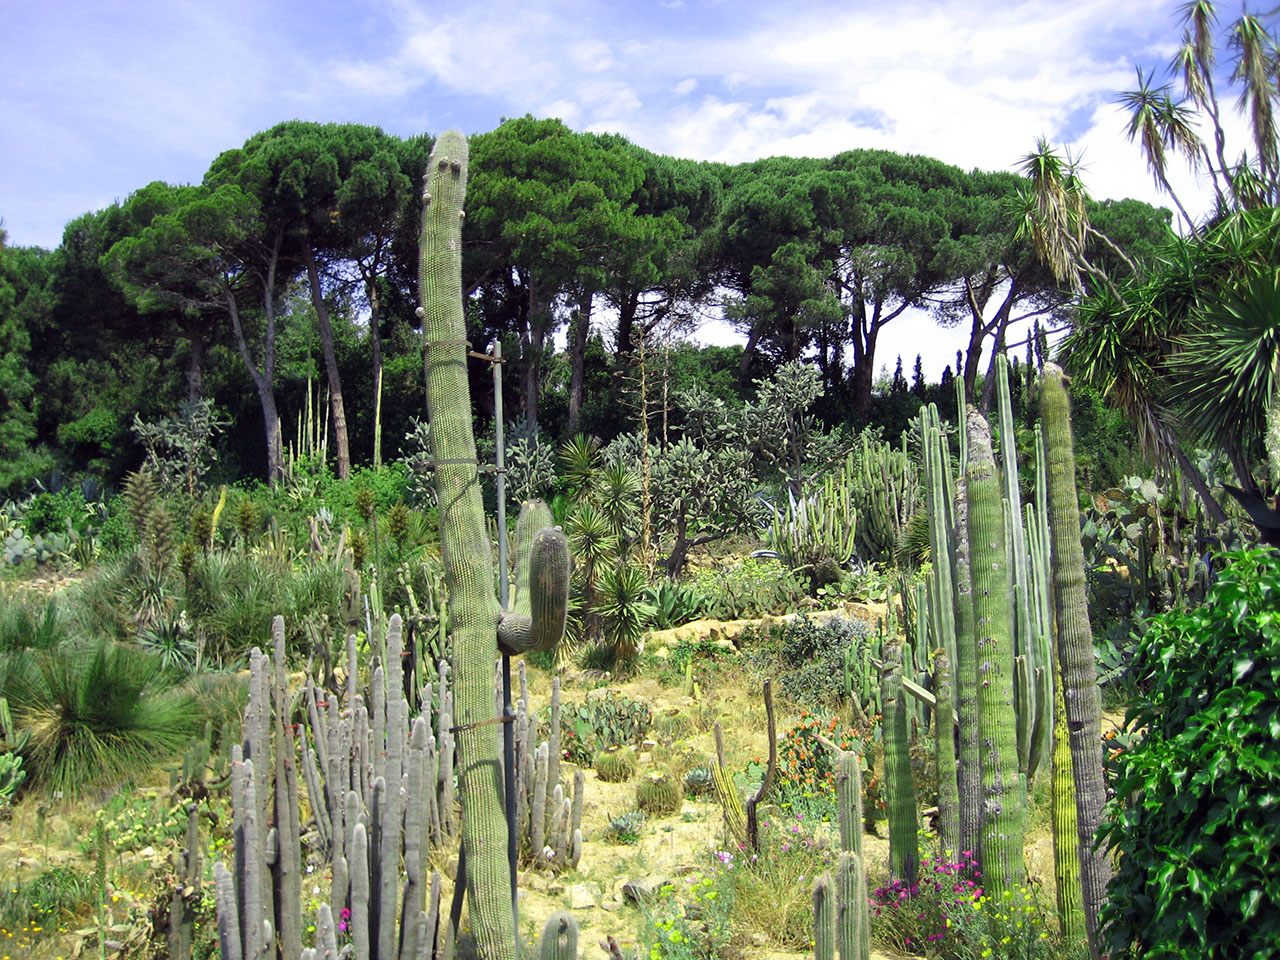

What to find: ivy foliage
left=1100, top=548, right=1280, bottom=959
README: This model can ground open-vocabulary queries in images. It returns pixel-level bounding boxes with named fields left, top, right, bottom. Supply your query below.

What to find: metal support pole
left=492, top=341, right=518, bottom=932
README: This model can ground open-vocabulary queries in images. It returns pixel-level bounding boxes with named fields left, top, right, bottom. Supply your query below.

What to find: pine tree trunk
left=369, top=280, right=384, bottom=470
left=567, top=292, right=593, bottom=434
left=184, top=318, right=205, bottom=405
left=305, top=242, right=351, bottom=479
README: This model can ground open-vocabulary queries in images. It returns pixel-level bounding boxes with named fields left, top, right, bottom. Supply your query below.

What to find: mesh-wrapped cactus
left=419, top=130, right=571, bottom=960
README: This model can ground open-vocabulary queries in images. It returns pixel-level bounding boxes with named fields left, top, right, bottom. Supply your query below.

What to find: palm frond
left=1170, top=268, right=1280, bottom=461
left=1173, top=35, right=1211, bottom=107
left=1230, top=14, right=1279, bottom=176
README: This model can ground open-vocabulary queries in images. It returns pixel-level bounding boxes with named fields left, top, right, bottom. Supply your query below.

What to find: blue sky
left=0, top=0, right=1239, bottom=375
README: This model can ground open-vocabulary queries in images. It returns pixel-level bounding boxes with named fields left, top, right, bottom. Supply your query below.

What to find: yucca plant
left=596, top=562, right=656, bottom=668
left=137, top=616, right=198, bottom=676
left=558, top=434, right=603, bottom=505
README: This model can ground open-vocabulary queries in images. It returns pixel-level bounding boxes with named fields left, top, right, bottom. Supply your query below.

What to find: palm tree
left=1117, top=67, right=1203, bottom=234
left=1118, top=2, right=1280, bottom=217
left=1168, top=209, right=1280, bottom=484
left=1013, top=142, right=1134, bottom=300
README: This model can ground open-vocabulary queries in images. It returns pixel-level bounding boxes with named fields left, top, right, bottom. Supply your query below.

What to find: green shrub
left=1, top=640, right=202, bottom=796
left=1099, top=549, right=1280, bottom=959
left=692, top=558, right=808, bottom=620
left=0, top=595, right=74, bottom=652
left=746, top=613, right=873, bottom=708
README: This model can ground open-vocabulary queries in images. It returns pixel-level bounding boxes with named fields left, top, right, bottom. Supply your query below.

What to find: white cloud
left=4, top=0, right=1221, bottom=253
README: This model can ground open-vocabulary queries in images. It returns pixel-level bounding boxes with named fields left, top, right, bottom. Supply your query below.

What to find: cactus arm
left=497, top=526, right=570, bottom=654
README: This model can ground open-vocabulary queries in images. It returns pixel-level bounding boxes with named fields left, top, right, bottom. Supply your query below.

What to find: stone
left=567, top=881, right=602, bottom=910
left=621, top=876, right=667, bottom=903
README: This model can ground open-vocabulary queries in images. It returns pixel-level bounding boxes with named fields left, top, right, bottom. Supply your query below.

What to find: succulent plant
left=607, top=809, right=644, bottom=844
left=564, top=692, right=652, bottom=758
left=636, top=772, right=683, bottom=817
left=683, top=765, right=714, bottom=798
left=594, top=747, right=637, bottom=784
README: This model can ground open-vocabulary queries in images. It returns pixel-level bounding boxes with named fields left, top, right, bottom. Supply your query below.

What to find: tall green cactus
left=931, top=647, right=961, bottom=857
left=920, top=402, right=981, bottom=858
left=880, top=637, right=918, bottom=883
left=965, top=408, right=1025, bottom=894
left=1051, top=659, right=1085, bottom=943
left=812, top=873, right=835, bottom=960
left=1040, top=364, right=1109, bottom=958
left=994, top=356, right=1053, bottom=790
left=418, top=130, right=570, bottom=960
left=813, top=749, right=869, bottom=960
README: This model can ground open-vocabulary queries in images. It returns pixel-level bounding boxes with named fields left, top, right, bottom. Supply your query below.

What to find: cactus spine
left=965, top=408, right=1025, bottom=893
left=1041, top=364, right=1109, bottom=958
left=419, top=130, right=570, bottom=960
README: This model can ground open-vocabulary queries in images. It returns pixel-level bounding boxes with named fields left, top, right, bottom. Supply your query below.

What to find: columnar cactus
left=419, top=130, right=570, bottom=960
left=920, top=400, right=982, bottom=860
left=994, top=356, right=1053, bottom=788
left=538, top=912, right=578, bottom=960
left=931, top=647, right=961, bottom=857
left=812, top=874, right=835, bottom=960
left=1041, top=363, right=1109, bottom=957
left=812, top=749, right=869, bottom=960
left=965, top=408, right=1025, bottom=893
left=1051, top=661, right=1085, bottom=943
left=880, top=637, right=918, bottom=883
